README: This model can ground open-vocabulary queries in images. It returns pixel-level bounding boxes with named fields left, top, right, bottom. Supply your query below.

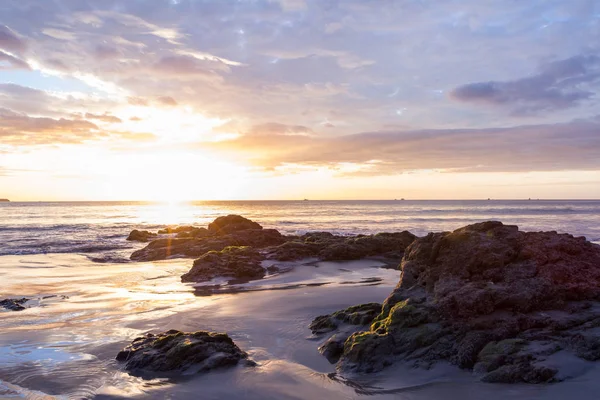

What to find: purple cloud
left=450, top=55, right=600, bottom=115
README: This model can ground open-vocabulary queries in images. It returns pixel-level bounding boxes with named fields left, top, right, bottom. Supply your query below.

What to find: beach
left=1, top=201, right=600, bottom=399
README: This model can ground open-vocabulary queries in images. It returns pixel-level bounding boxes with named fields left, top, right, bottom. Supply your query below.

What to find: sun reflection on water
left=133, top=201, right=206, bottom=226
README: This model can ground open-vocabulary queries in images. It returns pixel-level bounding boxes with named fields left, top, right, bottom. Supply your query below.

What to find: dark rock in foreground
left=116, top=329, right=253, bottom=376
left=319, top=221, right=600, bottom=383
left=126, top=230, right=157, bottom=242
left=310, top=303, right=383, bottom=335
left=0, top=298, right=29, bottom=311
left=181, top=246, right=265, bottom=283
left=310, top=303, right=383, bottom=364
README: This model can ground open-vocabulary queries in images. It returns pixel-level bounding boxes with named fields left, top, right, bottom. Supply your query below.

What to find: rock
left=158, top=226, right=198, bottom=234
left=319, top=232, right=416, bottom=262
left=208, top=215, right=262, bottom=235
left=229, top=229, right=285, bottom=247
left=327, top=221, right=600, bottom=383
left=181, top=246, right=265, bottom=283
left=0, top=298, right=29, bottom=311
left=268, top=241, right=321, bottom=261
left=268, top=231, right=416, bottom=263
left=319, top=334, right=347, bottom=364
left=176, top=227, right=210, bottom=239
left=310, top=303, right=382, bottom=364
left=130, top=237, right=218, bottom=261
left=310, top=303, right=383, bottom=334
left=126, top=230, right=157, bottom=242
left=116, top=329, right=253, bottom=376
left=130, top=216, right=284, bottom=262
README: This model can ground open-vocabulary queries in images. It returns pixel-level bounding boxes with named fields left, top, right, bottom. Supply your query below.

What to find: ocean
left=2, top=200, right=600, bottom=399
left=1, top=200, right=599, bottom=257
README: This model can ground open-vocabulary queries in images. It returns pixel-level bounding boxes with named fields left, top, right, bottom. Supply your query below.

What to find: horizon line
left=3, top=198, right=600, bottom=203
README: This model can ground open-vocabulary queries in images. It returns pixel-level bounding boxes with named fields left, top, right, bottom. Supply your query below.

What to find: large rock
left=325, top=221, right=600, bottom=383
left=181, top=246, right=265, bottom=283
left=208, top=215, right=262, bottom=235
left=130, top=237, right=229, bottom=261
left=319, top=232, right=416, bottom=262
left=268, top=231, right=416, bottom=263
left=130, top=215, right=284, bottom=262
left=116, top=329, right=253, bottom=376
left=126, top=229, right=157, bottom=242
left=130, top=230, right=285, bottom=262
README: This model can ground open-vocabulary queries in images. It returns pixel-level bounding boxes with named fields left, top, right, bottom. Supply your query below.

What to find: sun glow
left=120, top=106, right=228, bottom=143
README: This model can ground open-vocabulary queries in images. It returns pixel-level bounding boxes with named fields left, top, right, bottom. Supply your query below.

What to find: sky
left=1, top=0, right=600, bottom=201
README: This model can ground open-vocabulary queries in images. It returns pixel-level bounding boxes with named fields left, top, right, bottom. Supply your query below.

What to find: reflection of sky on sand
left=2, top=253, right=600, bottom=399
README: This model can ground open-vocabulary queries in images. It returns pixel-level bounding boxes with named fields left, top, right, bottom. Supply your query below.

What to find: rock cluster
left=181, top=246, right=265, bottom=283
left=0, top=298, right=29, bottom=311
left=310, top=303, right=382, bottom=363
left=128, top=214, right=417, bottom=285
left=130, top=216, right=284, bottom=262
left=116, top=329, right=253, bottom=376
left=316, top=221, right=600, bottom=383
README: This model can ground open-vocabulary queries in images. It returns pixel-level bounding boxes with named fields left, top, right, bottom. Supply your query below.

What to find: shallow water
left=2, top=254, right=600, bottom=399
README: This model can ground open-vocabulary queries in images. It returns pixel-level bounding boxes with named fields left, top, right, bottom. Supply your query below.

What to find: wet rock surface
left=317, top=221, right=600, bottom=383
left=310, top=303, right=382, bottom=363
left=181, top=246, right=265, bottom=283
left=116, top=329, right=253, bottom=377
left=0, top=298, right=29, bottom=311
left=128, top=214, right=417, bottom=286
left=126, top=230, right=157, bottom=242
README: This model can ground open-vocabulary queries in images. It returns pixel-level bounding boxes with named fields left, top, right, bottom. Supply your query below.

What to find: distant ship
left=303, top=199, right=309, bottom=201
left=0, top=199, right=9, bottom=202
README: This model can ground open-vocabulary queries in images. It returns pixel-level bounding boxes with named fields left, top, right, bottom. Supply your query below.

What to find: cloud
left=42, top=28, right=77, bottom=41
left=152, top=55, right=227, bottom=78
left=450, top=55, right=600, bottom=115
left=247, top=122, right=312, bottom=136
left=156, top=96, right=177, bottom=106
left=85, top=113, right=122, bottom=123
left=0, top=107, right=152, bottom=146
left=0, top=107, right=102, bottom=145
left=0, top=25, right=27, bottom=53
left=128, top=97, right=149, bottom=106
left=0, top=50, right=30, bottom=70
left=206, top=118, right=600, bottom=174
left=93, top=44, right=120, bottom=60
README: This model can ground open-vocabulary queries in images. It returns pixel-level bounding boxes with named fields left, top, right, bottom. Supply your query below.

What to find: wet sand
left=1, top=254, right=600, bottom=399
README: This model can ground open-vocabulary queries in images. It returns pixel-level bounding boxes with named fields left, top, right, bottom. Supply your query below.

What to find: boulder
left=268, top=241, right=321, bottom=261
left=176, top=227, right=210, bottom=239
left=126, top=230, right=157, bottom=242
left=208, top=215, right=262, bottom=235
left=130, top=237, right=229, bottom=261
left=116, top=329, right=253, bottom=377
left=131, top=229, right=284, bottom=262
left=181, top=246, right=265, bottom=283
left=268, top=231, right=416, bottom=263
left=310, top=303, right=382, bottom=364
left=324, top=222, right=600, bottom=383
left=158, top=226, right=198, bottom=234
left=319, top=232, right=416, bottom=261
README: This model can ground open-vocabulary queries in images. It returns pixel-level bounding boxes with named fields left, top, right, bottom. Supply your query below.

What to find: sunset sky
left=1, top=0, right=600, bottom=201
